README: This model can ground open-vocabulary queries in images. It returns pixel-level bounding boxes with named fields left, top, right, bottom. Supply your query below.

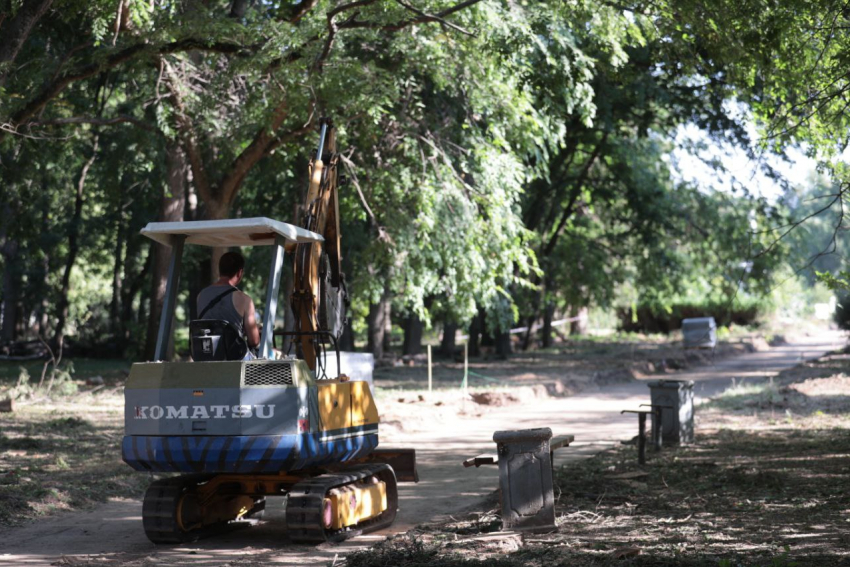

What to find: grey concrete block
left=647, top=379, right=695, bottom=444
left=493, top=427, right=556, bottom=533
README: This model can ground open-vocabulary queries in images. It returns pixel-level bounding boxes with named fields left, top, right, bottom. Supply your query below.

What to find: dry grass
left=0, top=388, right=147, bottom=526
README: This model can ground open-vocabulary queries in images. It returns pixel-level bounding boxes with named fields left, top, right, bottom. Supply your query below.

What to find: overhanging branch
left=30, top=115, right=162, bottom=134
left=7, top=38, right=251, bottom=130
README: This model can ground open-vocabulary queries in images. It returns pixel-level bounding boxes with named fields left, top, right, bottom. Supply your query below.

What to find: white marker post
left=427, top=344, right=432, bottom=393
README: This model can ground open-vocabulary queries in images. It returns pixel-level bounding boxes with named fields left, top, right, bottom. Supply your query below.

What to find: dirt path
left=0, top=331, right=844, bottom=566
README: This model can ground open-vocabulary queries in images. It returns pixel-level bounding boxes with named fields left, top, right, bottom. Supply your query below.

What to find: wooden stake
left=463, top=342, right=468, bottom=393
left=427, top=344, right=432, bottom=392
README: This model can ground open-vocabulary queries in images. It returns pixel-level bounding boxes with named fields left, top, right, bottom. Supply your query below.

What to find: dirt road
left=0, top=331, right=843, bottom=566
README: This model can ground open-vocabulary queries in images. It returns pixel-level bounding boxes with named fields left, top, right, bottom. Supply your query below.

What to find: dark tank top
left=196, top=285, right=245, bottom=337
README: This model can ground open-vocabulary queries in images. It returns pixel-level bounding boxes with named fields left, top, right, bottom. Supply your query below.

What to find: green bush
left=616, top=299, right=763, bottom=334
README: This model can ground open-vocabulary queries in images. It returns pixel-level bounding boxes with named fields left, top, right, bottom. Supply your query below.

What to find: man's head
left=219, top=252, right=245, bottom=283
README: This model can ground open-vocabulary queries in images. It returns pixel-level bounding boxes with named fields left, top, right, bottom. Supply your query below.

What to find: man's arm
left=244, top=297, right=261, bottom=348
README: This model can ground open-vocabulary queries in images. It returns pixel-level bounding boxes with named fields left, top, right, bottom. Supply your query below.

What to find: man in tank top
left=196, top=252, right=261, bottom=355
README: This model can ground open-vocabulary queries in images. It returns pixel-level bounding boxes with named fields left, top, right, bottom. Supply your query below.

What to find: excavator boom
left=291, top=119, right=348, bottom=371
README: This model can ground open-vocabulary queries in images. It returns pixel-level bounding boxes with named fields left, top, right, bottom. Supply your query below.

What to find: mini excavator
left=122, top=119, right=417, bottom=544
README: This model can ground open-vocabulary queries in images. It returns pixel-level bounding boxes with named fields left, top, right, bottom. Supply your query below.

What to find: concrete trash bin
left=681, top=317, right=717, bottom=349
left=647, top=380, right=694, bottom=444
left=493, top=428, right=556, bottom=532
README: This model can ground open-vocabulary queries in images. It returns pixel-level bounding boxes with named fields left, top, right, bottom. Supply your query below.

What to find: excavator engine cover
left=122, top=359, right=380, bottom=474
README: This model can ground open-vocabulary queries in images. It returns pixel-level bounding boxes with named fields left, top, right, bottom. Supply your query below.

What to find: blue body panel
left=122, top=425, right=378, bottom=474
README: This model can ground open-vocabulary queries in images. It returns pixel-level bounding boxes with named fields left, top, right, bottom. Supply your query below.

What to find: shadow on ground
left=348, top=427, right=850, bottom=567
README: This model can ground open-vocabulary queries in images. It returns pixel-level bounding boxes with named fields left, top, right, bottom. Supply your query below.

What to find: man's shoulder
left=201, top=284, right=230, bottom=294
left=233, top=289, right=253, bottom=309
left=198, top=285, right=221, bottom=299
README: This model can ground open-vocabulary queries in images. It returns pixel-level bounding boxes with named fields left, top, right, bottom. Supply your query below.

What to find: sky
left=670, top=122, right=820, bottom=203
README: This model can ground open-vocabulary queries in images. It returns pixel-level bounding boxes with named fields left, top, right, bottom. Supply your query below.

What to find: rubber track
left=285, top=463, right=398, bottom=544
left=142, top=475, right=240, bottom=544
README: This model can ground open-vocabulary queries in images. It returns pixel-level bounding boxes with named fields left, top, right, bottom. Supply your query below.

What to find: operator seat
left=190, top=320, right=248, bottom=361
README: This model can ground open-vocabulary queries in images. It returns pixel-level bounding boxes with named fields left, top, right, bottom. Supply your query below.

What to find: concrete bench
left=463, top=428, right=574, bottom=533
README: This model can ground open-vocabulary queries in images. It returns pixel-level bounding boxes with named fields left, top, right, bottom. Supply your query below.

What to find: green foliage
left=817, top=271, right=850, bottom=294
left=0, top=0, right=822, bottom=358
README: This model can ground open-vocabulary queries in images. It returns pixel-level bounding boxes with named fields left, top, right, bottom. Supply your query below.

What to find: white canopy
left=140, top=217, right=324, bottom=248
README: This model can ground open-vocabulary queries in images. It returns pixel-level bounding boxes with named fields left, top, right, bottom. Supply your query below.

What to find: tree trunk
left=110, top=203, right=125, bottom=337
left=54, top=135, right=99, bottom=348
left=229, top=0, right=250, bottom=18
left=439, top=320, right=457, bottom=357
left=144, top=142, right=187, bottom=361
left=366, top=303, right=382, bottom=359
left=36, top=182, right=50, bottom=337
left=382, top=303, right=392, bottom=354
left=206, top=201, right=229, bottom=282
left=1, top=239, right=19, bottom=343
left=520, top=314, right=536, bottom=351
left=479, top=309, right=494, bottom=348
left=182, top=153, right=202, bottom=325
left=119, top=242, right=150, bottom=349
left=36, top=250, right=49, bottom=336
left=570, top=305, right=588, bottom=335
left=541, top=302, right=555, bottom=348
left=467, top=309, right=483, bottom=357
left=402, top=313, right=424, bottom=356
left=367, top=293, right=391, bottom=359
left=495, top=330, right=512, bottom=359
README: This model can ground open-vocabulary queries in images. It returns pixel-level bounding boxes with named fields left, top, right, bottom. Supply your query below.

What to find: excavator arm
left=291, top=118, right=349, bottom=372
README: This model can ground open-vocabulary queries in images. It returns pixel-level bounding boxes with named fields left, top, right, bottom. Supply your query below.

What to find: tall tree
left=144, top=142, right=187, bottom=360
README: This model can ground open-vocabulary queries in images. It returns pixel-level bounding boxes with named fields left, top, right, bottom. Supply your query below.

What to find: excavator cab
left=140, top=216, right=327, bottom=363
left=122, top=121, right=416, bottom=546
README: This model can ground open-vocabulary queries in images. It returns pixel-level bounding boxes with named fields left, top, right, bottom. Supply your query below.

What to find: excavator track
left=285, top=463, right=398, bottom=544
left=142, top=475, right=255, bottom=544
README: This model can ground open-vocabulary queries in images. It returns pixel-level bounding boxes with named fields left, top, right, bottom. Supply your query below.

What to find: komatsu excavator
left=122, top=119, right=417, bottom=544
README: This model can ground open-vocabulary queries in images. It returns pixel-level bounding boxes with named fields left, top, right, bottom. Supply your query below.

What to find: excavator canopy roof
left=141, top=217, right=324, bottom=248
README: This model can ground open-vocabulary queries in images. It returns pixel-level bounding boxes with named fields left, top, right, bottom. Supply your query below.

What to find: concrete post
left=638, top=413, right=646, bottom=465
left=648, top=380, right=695, bottom=444
left=493, top=427, right=556, bottom=532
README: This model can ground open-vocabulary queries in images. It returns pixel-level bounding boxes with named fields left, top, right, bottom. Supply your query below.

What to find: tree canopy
left=0, top=0, right=837, bottom=359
